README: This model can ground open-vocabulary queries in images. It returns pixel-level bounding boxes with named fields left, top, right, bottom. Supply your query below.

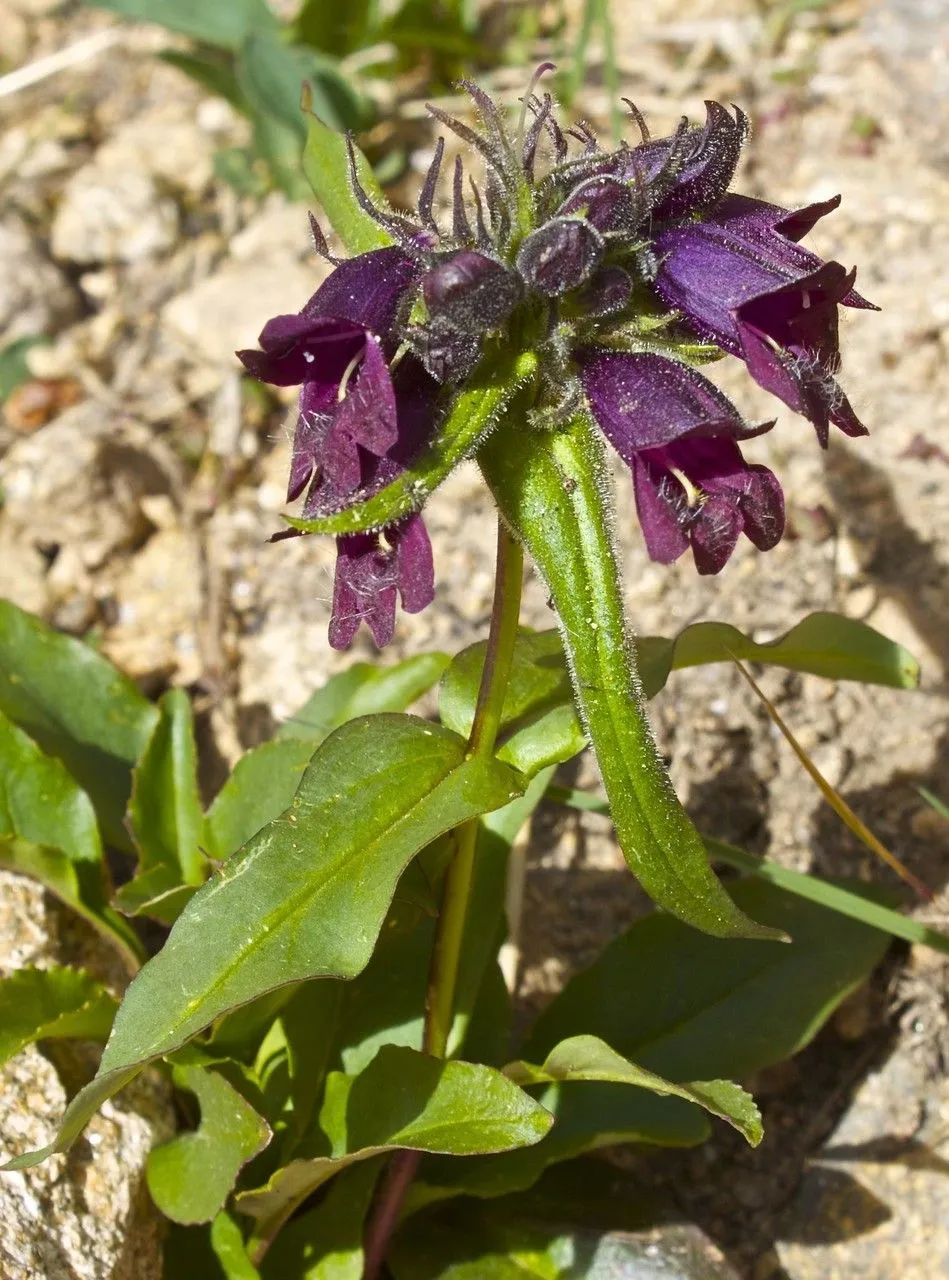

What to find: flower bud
left=515, top=217, right=604, bottom=297
left=422, top=250, right=521, bottom=331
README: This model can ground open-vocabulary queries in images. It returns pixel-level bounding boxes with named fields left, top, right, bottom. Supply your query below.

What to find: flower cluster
left=239, top=69, right=874, bottom=648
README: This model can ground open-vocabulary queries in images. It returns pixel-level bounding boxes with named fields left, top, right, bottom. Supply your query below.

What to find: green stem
left=425, top=520, right=524, bottom=1055
left=361, top=521, right=524, bottom=1279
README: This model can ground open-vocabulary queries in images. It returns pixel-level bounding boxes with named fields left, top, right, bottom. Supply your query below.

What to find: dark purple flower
left=579, top=350, right=784, bottom=572
left=238, top=246, right=440, bottom=650
left=654, top=194, right=876, bottom=446
left=238, top=248, right=419, bottom=499
left=329, top=514, right=434, bottom=650
left=607, top=101, right=748, bottom=221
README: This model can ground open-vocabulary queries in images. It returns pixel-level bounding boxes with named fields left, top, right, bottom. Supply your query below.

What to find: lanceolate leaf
left=278, top=652, right=450, bottom=744
left=0, top=708, right=102, bottom=864
left=117, top=689, right=206, bottom=923
left=128, top=689, right=204, bottom=882
left=505, top=1035, right=761, bottom=1145
left=238, top=1046, right=553, bottom=1248
left=302, top=106, right=393, bottom=254
left=406, top=1082, right=707, bottom=1216
left=524, top=879, right=890, bottom=1082
left=440, top=630, right=587, bottom=776
left=0, top=966, right=117, bottom=1067
left=441, top=610, right=916, bottom=773
left=85, top=0, right=278, bottom=51
left=0, top=601, right=157, bottom=848
left=203, top=738, right=318, bottom=863
left=5, top=714, right=522, bottom=1170
left=147, top=1064, right=271, bottom=1225
left=480, top=414, right=777, bottom=941
left=260, top=1157, right=383, bottom=1280
left=636, top=612, right=920, bottom=698
left=0, top=838, right=144, bottom=969
left=285, top=348, right=539, bottom=537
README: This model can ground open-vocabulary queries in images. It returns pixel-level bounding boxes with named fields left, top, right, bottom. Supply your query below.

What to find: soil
left=0, top=0, right=947, bottom=1276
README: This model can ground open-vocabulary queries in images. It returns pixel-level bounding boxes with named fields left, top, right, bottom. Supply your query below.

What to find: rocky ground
left=0, top=0, right=947, bottom=1276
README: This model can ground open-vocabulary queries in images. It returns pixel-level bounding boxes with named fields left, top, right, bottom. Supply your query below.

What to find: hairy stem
left=362, top=520, right=524, bottom=1278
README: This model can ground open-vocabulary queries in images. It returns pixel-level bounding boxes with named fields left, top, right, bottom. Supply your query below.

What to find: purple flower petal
left=302, top=246, right=420, bottom=336
left=393, top=513, right=435, bottom=614
left=611, top=101, right=748, bottom=220
left=631, top=454, right=690, bottom=564
left=323, top=336, right=399, bottom=492
left=581, top=350, right=784, bottom=572
left=654, top=201, right=871, bottom=441
left=327, top=513, right=436, bottom=650
left=328, top=533, right=399, bottom=651
left=579, top=350, right=761, bottom=453
left=238, top=316, right=365, bottom=387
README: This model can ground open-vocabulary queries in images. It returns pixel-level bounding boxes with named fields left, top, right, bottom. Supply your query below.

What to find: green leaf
left=0, top=837, right=144, bottom=969
left=0, top=335, right=46, bottom=404
left=0, top=966, right=116, bottom=1067
left=210, top=1212, right=262, bottom=1280
left=0, top=600, right=158, bottom=849
left=917, top=785, right=949, bottom=821
left=636, top=611, right=921, bottom=697
left=147, top=1064, right=271, bottom=1225
left=332, top=769, right=553, bottom=1076
left=160, top=50, right=250, bottom=113
left=302, top=102, right=394, bottom=253
left=440, top=630, right=586, bottom=776
left=479, top=414, right=776, bottom=941
left=260, top=1157, right=384, bottom=1280
left=117, top=689, right=205, bottom=923
left=295, top=0, right=374, bottom=56
left=86, top=0, right=278, bottom=50
left=237, top=1046, right=553, bottom=1243
left=279, top=652, right=450, bottom=744
left=390, top=1182, right=734, bottom=1280
left=505, top=1034, right=761, bottom=1145
left=0, top=707, right=102, bottom=865
left=5, top=714, right=522, bottom=1170
left=238, top=33, right=368, bottom=140
left=406, top=1083, right=707, bottom=1215
left=203, top=738, right=318, bottom=862
left=286, top=348, right=539, bottom=536
left=524, top=879, right=891, bottom=1082
left=706, top=838, right=949, bottom=957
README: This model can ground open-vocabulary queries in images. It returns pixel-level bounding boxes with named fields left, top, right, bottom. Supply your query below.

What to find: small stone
left=162, top=260, right=318, bottom=367
left=0, top=217, right=79, bottom=346
left=51, top=166, right=178, bottom=265
left=95, top=108, right=215, bottom=197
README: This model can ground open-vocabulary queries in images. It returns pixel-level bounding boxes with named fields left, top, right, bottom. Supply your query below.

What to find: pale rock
left=162, top=259, right=318, bottom=366
left=0, top=871, right=174, bottom=1280
left=4, top=0, right=66, bottom=12
left=51, top=166, right=178, bottom=265
left=230, top=197, right=320, bottom=265
left=0, top=4, right=28, bottom=67
left=100, top=526, right=203, bottom=684
left=0, top=216, right=79, bottom=346
left=95, top=108, right=215, bottom=197
left=0, top=403, right=162, bottom=590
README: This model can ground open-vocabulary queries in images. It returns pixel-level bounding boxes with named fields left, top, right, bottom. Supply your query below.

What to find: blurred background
left=0, top=1, right=948, bottom=1277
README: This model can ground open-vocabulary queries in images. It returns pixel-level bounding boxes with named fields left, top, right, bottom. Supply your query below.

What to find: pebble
left=0, top=217, right=79, bottom=345
left=52, top=166, right=178, bottom=265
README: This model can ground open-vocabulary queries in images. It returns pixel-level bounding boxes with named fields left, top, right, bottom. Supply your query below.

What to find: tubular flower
left=238, top=67, right=873, bottom=644
left=238, top=248, right=437, bottom=648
